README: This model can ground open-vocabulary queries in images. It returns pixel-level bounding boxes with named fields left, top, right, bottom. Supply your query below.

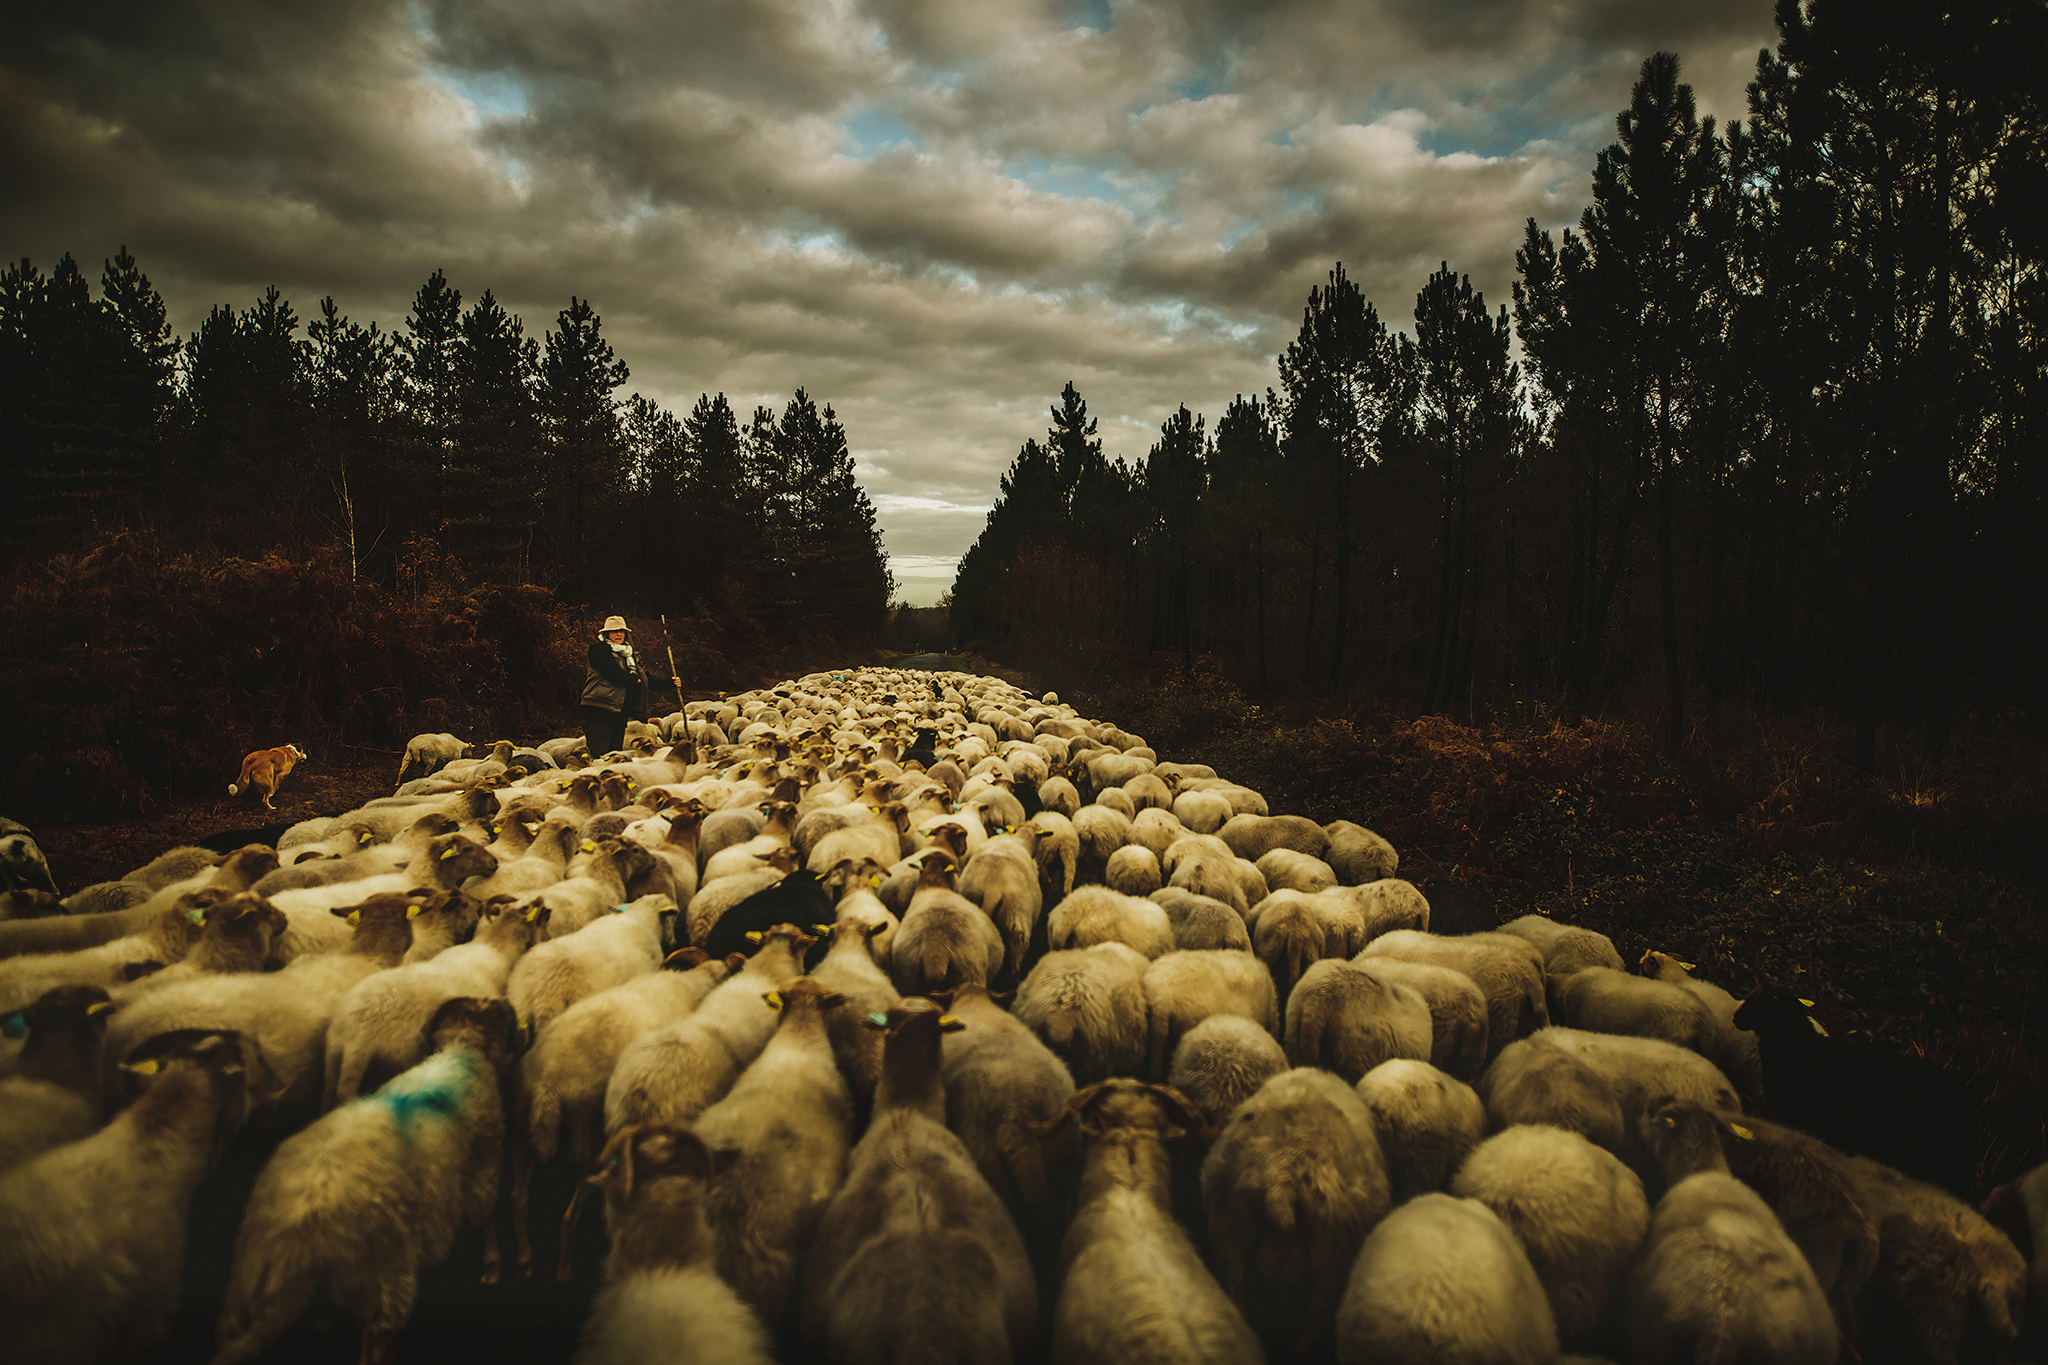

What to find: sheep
left=1546, top=965, right=1719, bottom=1055
left=1048, top=885, right=1176, bottom=959
left=1127, top=805, right=1187, bottom=862
left=1073, top=803, right=1134, bottom=883
left=1026, top=809, right=1079, bottom=901
left=1105, top=844, right=1163, bottom=895
left=1014, top=942, right=1152, bottom=1084
left=698, top=800, right=799, bottom=885
left=59, top=878, right=155, bottom=916
left=507, top=894, right=671, bottom=1039
left=0, top=1029, right=251, bottom=1365
left=690, top=976, right=856, bottom=1321
left=1254, top=847, right=1336, bottom=895
left=1448, top=1123, right=1650, bottom=1344
left=1283, top=958, right=1433, bottom=1083
left=1847, top=1154, right=2026, bottom=1365
left=1629, top=1100, right=1838, bottom=1365
left=1244, top=890, right=1326, bottom=1004
left=1336, top=877, right=1432, bottom=944
left=1734, top=985, right=1976, bottom=1198
left=323, top=897, right=541, bottom=1108
left=465, top=819, right=583, bottom=904
left=128, top=843, right=225, bottom=891
left=1480, top=1027, right=1743, bottom=1178
left=1322, top=820, right=1397, bottom=885
left=1152, top=887, right=1254, bottom=952
left=397, top=731, right=472, bottom=784
left=265, top=832, right=498, bottom=961
left=929, top=979, right=1080, bottom=1236
left=1983, top=1162, right=2046, bottom=1356
left=1218, top=812, right=1329, bottom=864
left=1201, top=1066, right=1392, bottom=1335
left=1354, top=1058, right=1486, bottom=1204
left=1142, top=948, right=1280, bottom=1080
left=1361, top=929, right=1547, bottom=1060
left=1034, top=1078, right=1264, bottom=1365
left=1169, top=1014, right=1289, bottom=1132
left=507, top=951, right=730, bottom=1274
left=0, top=816, right=58, bottom=897
left=802, top=1001, right=1039, bottom=1364
left=958, top=830, right=1047, bottom=987
left=1335, top=1193, right=1560, bottom=1365
left=101, top=890, right=290, bottom=1009
left=1167, top=839, right=1253, bottom=914
left=602, top=925, right=815, bottom=1140
left=806, top=915, right=895, bottom=1106
left=1497, top=914, right=1623, bottom=974
left=105, top=892, right=420, bottom=1110
left=0, top=984, right=113, bottom=1173
left=570, top=1125, right=777, bottom=1365
left=210, top=997, right=518, bottom=1365
left=1038, top=772, right=1081, bottom=817
left=1350, top=956, right=1488, bottom=1079
left=803, top=803, right=904, bottom=876
left=1637, top=949, right=1762, bottom=1104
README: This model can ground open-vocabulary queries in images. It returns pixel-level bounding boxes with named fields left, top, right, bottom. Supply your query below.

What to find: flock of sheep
left=0, top=663, right=2042, bottom=1365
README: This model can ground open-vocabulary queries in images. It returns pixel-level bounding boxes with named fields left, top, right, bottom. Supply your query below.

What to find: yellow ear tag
left=558, top=780, right=571, bottom=790
left=359, top=831, right=374, bottom=844
left=86, top=1000, right=114, bottom=1015
left=524, top=905, right=542, bottom=923
left=1797, top=998, right=1815, bottom=1007
left=764, top=991, right=783, bottom=1011
left=406, top=904, right=423, bottom=920
left=439, top=846, right=458, bottom=860
left=869, top=873, right=883, bottom=888
left=746, top=931, right=763, bottom=943
left=125, top=1058, right=160, bottom=1076
left=580, top=841, right=596, bottom=853
left=1678, top=960, right=1696, bottom=970
left=348, top=910, right=362, bottom=925
left=812, top=923, right=833, bottom=935
left=185, top=908, right=206, bottom=925
left=1727, top=1123, right=1755, bottom=1141
left=938, top=1015, right=961, bottom=1027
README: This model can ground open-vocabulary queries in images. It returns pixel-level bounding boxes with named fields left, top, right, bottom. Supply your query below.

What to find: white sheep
left=1448, top=1122, right=1650, bottom=1344
left=1255, top=848, right=1337, bottom=894
left=1283, top=959, right=1433, bottom=1083
left=1497, top=914, right=1623, bottom=974
left=570, top=1125, right=776, bottom=1365
left=603, top=925, right=814, bottom=1137
left=1361, top=929, right=1547, bottom=1060
left=807, top=916, right=896, bottom=1108
left=1127, top=806, right=1188, bottom=863
left=1105, top=844, right=1164, bottom=896
left=1048, top=885, right=1176, bottom=959
left=1630, top=1100, right=1837, bottom=1365
left=801, top=1002, right=1038, bottom=1363
left=1547, top=965, right=1719, bottom=1055
left=1201, top=1066, right=1391, bottom=1324
left=1169, top=1014, right=1289, bottom=1132
left=1354, top=1058, right=1486, bottom=1205
left=891, top=850, right=1005, bottom=996
left=1025, top=810, right=1080, bottom=900
left=1142, top=948, right=1279, bottom=1080
left=1334, top=1193, right=1559, bottom=1365
left=323, top=898, right=541, bottom=1108
left=1321, top=820, right=1397, bottom=885
left=691, top=976, right=855, bottom=1320
left=1151, top=887, right=1254, bottom=953
left=1638, top=949, right=1763, bottom=1103
left=1073, top=804, right=1134, bottom=882
left=397, top=731, right=472, bottom=785
left=1037, top=1079, right=1265, bottom=1364
left=1349, top=956, right=1488, bottom=1079
left=213, top=1001, right=515, bottom=1365
left=1015, top=942, right=1153, bottom=1084
left=0, top=985, right=113, bottom=1174
left=0, top=1030, right=251, bottom=1365
left=509, top=949, right=732, bottom=1276
left=507, top=893, right=671, bottom=1039
left=1172, top=788, right=1234, bottom=834
left=1218, top=813, right=1329, bottom=863
left=958, top=831, right=1047, bottom=986
left=932, top=979, right=1080, bottom=1233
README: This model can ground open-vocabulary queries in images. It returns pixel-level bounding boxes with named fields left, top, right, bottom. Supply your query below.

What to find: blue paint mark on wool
left=370, top=1049, right=479, bottom=1135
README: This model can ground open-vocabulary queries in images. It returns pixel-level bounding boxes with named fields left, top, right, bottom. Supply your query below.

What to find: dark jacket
left=582, top=640, right=645, bottom=716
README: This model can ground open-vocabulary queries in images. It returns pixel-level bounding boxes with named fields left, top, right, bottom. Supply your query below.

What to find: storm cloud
left=1, top=0, right=1778, bottom=601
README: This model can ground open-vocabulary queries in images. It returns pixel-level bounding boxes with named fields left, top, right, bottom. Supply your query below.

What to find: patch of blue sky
left=1415, top=88, right=1568, bottom=161
left=431, top=67, right=529, bottom=119
left=1277, top=188, right=1322, bottom=216
left=1014, top=156, right=1160, bottom=218
left=1062, top=0, right=1114, bottom=34
left=846, top=107, right=917, bottom=157
left=1218, top=223, right=1258, bottom=251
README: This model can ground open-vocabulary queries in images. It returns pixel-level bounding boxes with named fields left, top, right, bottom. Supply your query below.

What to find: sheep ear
left=347, top=910, right=362, bottom=926
left=819, top=992, right=846, bottom=1010
left=763, top=991, right=783, bottom=1011
left=937, top=1015, right=965, bottom=1033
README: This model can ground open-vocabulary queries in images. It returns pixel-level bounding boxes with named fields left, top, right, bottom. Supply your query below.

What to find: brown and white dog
left=229, top=744, right=308, bottom=810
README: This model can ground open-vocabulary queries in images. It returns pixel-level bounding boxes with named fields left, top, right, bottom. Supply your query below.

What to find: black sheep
left=700, top=868, right=835, bottom=965
left=1733, top=985, right=1978, bottom=1198
left=1419, top=878, right=1499, bottom=936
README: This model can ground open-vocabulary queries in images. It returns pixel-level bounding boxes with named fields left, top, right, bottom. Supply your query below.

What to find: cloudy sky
left=4, top=0, right=1779, bottom=603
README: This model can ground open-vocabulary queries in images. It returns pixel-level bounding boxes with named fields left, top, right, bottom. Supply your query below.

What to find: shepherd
left=580, top=615, right=682, bottom=759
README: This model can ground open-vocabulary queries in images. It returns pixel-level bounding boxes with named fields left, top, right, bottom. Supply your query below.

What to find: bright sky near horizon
left=4, top=0, right=1779, bottom=604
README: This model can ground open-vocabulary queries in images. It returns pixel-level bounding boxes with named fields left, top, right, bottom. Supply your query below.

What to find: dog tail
left=227, top=783, right=240, bottom=795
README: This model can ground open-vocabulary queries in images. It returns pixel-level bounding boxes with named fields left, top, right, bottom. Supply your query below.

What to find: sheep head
left=426, top=995, right=519, bottom=1072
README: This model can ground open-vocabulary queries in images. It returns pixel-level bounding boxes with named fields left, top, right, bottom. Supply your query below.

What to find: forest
left=950, top=6, right=2046, bottom=769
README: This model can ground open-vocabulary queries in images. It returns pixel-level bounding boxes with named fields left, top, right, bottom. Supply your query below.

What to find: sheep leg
left=510, top=1146, right=535, bottom=1277
left=557, top=1180, right=592, bottom=1284
left=480, top=1212, right=501, bottom=1285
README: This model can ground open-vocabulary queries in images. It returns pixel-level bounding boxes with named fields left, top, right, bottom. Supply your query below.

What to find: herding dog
left=229, top=744, right=308, bottom=810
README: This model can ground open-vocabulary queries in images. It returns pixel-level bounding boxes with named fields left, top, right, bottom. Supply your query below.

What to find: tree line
left=952, top=2, right=2046, bottom=760
left=0, top=262, right=893, bottom=639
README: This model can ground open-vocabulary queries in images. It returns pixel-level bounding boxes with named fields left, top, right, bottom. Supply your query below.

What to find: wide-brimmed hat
left=598, top=614, right=631, bottom=636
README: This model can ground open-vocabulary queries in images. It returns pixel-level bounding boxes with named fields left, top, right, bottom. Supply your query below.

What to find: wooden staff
left=660, top=613, right=682, bottom=700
